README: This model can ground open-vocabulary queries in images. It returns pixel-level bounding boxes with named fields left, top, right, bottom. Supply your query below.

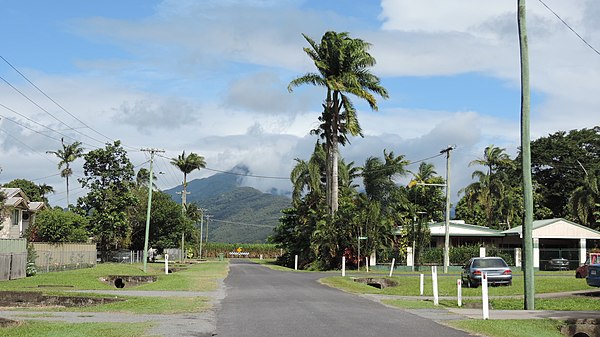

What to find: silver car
left=461, top=257, right=512, bottom=288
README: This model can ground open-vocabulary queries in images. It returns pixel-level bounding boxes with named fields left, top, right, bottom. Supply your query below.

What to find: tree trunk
left=66, top=175, right=70, bottom=207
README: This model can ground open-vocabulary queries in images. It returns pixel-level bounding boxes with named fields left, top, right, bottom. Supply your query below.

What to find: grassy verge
left=0, top=261, right=228, bottom=314
left=0, top=261, right=228, bottom=292
left=0, top=321, right=157, bottom=337
left=447, top=319, right=565, bottom=337
left=321, top=272, right=590, bottom=297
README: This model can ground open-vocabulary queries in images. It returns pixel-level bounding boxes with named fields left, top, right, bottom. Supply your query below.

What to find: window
left=11, top=209, right=21, bottom=226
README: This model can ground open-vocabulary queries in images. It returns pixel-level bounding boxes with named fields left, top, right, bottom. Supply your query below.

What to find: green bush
left=28, top=208, right=89, bottom=243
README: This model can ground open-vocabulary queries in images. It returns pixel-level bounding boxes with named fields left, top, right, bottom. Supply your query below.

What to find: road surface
left=214, top=260, right=474, bottom=337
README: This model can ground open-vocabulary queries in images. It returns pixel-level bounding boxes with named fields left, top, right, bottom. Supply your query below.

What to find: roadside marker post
left=389, top=258, right=395, bottom=277
left=342, top=256, right=346, bottom=277
left=432, top=266, right=439, bottom=306
left=164, top=254, right=169, bottom=275
left=482, top=272, right=489, bottom=319
left=365, top=257, right=369, bottom=273
left=457, top=279, right=462, bottom=307
left=294, top=255, right=298, bottom=271
left=420, top=274, right=424, bottom=296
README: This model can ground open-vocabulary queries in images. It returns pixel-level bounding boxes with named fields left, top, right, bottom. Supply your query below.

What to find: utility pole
left=518, top=0, right=535, bottom=310
left=199, top=208, right=207, bottom=260
left=141, top=148, right=165, bottom=273
left=177, top=190, right=190, bottom=262
left=440, top=145, right=455, bottom=273
left=205, top=214, right=212, bottom=244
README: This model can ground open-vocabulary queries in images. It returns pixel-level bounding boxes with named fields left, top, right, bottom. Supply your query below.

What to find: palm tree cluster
left=272, top=142, right=445, bottom=270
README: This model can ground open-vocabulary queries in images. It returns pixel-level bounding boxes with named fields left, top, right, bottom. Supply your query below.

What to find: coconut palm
left=460, top=145, right=513, bottom=228
left=170, top=151, right=206, bottom=209
left=288, top=31, right=388, bottom=215
left=569, top=167, right=600, bottom=227
left=46, top=138, right=84, bottom=206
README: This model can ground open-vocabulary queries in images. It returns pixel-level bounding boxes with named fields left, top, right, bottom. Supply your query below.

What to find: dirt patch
left=353, top=277, right=399, bottom=289
left=0, top=291, right=124, bottom=308
left=0, top=317, right=20, bottom=328
left=100, top=275, right=157, bottom=288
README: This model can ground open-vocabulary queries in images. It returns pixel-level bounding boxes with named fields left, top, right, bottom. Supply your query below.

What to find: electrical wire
left=537, top=0, right=600, bottom=56
left=0, top=55, right=117, bottom=143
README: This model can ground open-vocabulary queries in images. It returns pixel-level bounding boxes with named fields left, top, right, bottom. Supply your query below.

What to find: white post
left=432, top=266, right=439, bottom=306
left=479, top=246, right=486, bottom=258
left=515, top=248, right=522, bottom=268
left=366, top=257, right=369, bottom=273
left=342, top=256, right=346, bottom=277
left=533, top=238, right=540, bottom=269
left=580, top=238, right=587, bottom=265
left=420, top=274, right=424, bottom=296
left=482, top=272, right=489, bottom=319
left=164, top=253, right=169, bottom=275
left=294, top=255, right=298, bottom=271
left=457, top=279, right=462, bottom=307
left=260, top=254, right=263, bottom=260
left=389, top=258, right=395, bottom=277
left=406, top=247, right=414, bottom=269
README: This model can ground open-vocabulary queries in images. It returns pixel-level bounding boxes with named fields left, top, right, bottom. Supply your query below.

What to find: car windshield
left=472, top=259, right=507, bottom=268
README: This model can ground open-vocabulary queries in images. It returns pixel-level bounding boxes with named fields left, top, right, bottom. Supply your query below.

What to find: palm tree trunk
left=66, top=176, right=70, bottom=207
left=330, top=92, right=340, bottom=214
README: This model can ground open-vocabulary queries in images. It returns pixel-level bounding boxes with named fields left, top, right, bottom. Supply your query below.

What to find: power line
left=0, top=55, right=116, bottom=143
left=0, top=74, right=107, bottom=146
left=537, top=0, right=600, bottom=56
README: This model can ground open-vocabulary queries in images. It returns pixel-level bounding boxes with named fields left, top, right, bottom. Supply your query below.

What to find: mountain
left=164, top=166, right=290, bottom=243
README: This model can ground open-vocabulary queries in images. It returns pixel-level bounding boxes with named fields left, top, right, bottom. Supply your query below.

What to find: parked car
left=576, top=253, right=600, bottom=278
left=461, top=257, right=512, bottom=288
left=586, top=264, right=600, bottom=287
left=544, top=258, right=569, bottom=271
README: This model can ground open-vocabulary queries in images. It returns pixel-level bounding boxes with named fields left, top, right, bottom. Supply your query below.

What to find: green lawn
left=321, top=271, right=593, bottom=337
left=321, top=272, right=590, bottom=297
left=447, top=319, right=566, bottom=337
left=0, top=321, right=157, bottom=337
left=0, top=261, right=228, bottom=314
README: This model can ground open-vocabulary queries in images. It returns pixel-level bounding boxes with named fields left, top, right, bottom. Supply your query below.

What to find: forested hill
left=163, top=170, right=291, bottom=243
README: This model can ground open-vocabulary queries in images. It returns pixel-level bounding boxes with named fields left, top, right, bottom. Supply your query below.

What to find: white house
left=0, top=188, right=47, bottom=239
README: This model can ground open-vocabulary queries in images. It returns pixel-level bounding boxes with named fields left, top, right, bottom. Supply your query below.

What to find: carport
left=502, top=218, right=600, bottom=269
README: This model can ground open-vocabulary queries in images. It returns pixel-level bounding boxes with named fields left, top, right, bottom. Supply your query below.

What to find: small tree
left=27, top=208, right=88, bottom=243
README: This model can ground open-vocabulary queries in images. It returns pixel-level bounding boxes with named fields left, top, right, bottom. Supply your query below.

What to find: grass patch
left=321, top=273, right=591, bottom=297
left=0, top=261, right=228, bottom=292
left=0, top=261, right=227, bottom=314
left=448, top=319, right=565, bottom=337
left=488, top=297, right=600, bottom=311
left=382, top=298, right=440, bottom=309
left=0, top=321, right=156, bottom=337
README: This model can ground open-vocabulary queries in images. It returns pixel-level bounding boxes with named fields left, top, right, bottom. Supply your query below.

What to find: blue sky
left=0, top=0, right=598, bottom=208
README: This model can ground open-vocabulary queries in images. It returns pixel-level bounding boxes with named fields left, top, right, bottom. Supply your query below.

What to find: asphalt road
left=214, top=260, right=475, bottom=337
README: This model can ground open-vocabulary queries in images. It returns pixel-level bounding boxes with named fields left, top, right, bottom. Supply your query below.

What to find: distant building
left=0, top=188, right=47, bottom=239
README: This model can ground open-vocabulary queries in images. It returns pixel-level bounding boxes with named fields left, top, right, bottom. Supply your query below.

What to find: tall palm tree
left=170, top=151, right=206, bottom=210
left=46, top=138, right=84, bottom=206
left=37, top=183, right=54, bottom=204
left=460, top=145, right=513, bottom=228
left=569, top=167, right=600, bottom=227
left=288, top=31, right=388, bottom=215
left=469, top=145, right=513, bottom=176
